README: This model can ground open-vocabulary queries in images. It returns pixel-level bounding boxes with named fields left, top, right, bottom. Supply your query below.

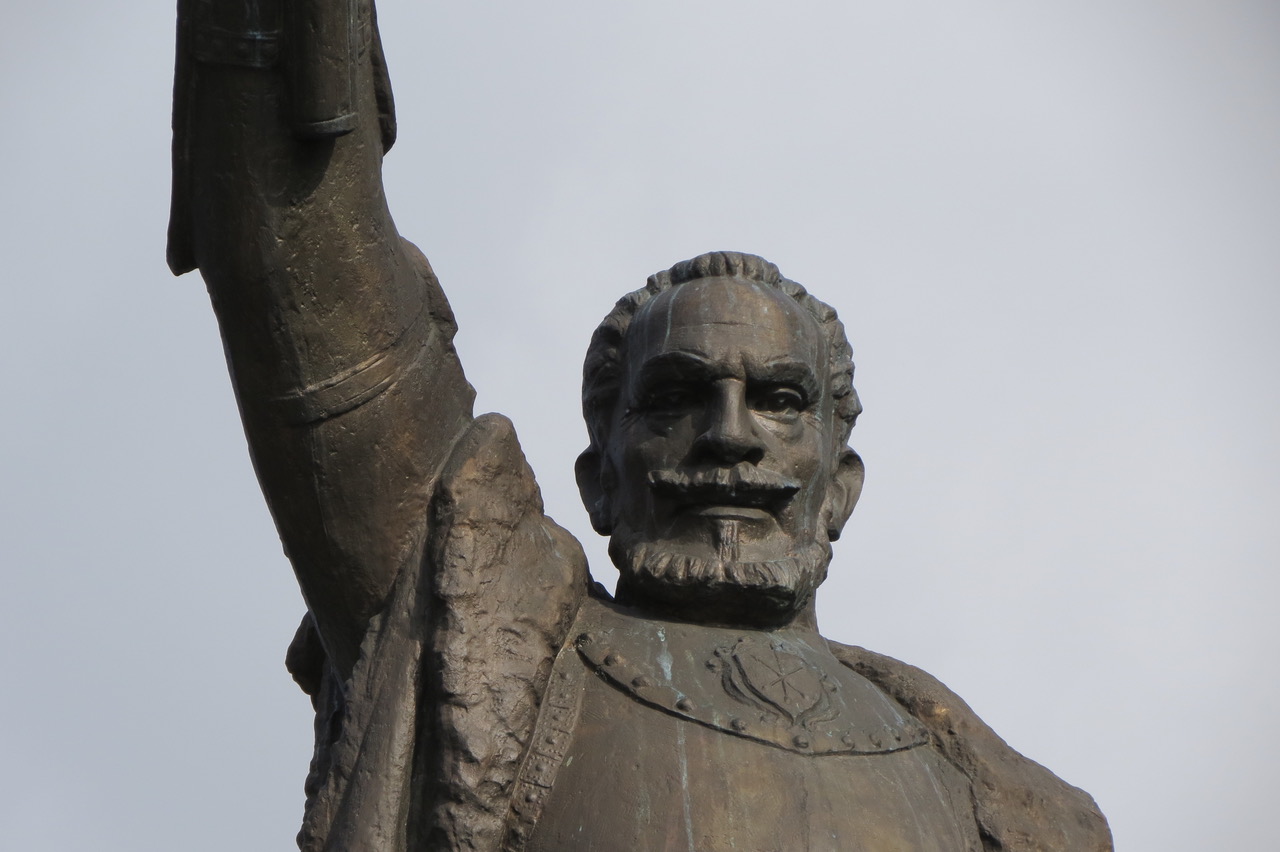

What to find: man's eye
left=642, top=387, right=699, bottom=413
left=753, top=388, right=805, bottom=414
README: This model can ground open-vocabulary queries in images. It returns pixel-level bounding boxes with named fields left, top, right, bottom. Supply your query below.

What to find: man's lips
left=680, top=503, right=775, bottom=522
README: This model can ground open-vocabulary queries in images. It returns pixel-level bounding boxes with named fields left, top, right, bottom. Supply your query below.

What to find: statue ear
left=575, top=448, right=614, bottom=535
left=822, top=448, right=865, bottom=542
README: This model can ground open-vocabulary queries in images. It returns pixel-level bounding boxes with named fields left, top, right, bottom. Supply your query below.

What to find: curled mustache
left=647, top=464, right=800, bottom=504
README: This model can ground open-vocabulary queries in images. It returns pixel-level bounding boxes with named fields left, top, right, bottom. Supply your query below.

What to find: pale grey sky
left=2, top=2, right=1278, bottom=849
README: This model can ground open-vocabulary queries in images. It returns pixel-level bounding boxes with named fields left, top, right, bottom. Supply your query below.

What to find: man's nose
left=692, top=380, right=766, bottom=465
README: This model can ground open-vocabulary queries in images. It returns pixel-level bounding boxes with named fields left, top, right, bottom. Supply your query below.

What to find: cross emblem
left=732, top=645, right=825, bottom=721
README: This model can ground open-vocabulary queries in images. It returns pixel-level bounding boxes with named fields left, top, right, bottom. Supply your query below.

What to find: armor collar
left=575, top=599, right=929, bottom=755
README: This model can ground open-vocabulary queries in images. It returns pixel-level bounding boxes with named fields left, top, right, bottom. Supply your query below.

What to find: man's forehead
left=626, top=277, right=824, bottom=372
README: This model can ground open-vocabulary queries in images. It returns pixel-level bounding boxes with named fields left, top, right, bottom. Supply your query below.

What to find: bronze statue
left=169, top=1, right=1112, bottom=848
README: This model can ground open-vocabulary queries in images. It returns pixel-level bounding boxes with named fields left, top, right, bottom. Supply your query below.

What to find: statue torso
left=522, top=601, right=984, bottom=851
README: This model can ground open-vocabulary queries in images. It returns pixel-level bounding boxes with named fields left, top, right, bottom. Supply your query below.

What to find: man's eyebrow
left=633, top=351, right=717, bottom=387
left=755, top=359, right=820, bottom=399
left=632, top=353, right=820, bottom=397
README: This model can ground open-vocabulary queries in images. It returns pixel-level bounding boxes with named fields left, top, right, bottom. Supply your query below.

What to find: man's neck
left=611, top=584, right=821, bottom=634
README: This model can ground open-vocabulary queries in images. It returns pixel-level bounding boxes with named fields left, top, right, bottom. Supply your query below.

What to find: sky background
left=3, top=1, right=1278, bottom=849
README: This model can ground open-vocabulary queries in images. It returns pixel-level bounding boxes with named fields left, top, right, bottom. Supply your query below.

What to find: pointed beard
left=610, top=524, right=832, bottom=623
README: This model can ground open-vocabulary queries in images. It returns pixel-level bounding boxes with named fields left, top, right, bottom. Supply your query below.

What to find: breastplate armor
left=518, top=600, right=984, bottom=851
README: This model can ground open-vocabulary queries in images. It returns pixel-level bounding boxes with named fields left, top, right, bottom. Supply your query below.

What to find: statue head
left=576, top=251, right=865, bottom=627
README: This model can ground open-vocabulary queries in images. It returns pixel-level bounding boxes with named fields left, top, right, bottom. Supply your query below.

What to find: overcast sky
left=2, top=2, right=1278, bottom=850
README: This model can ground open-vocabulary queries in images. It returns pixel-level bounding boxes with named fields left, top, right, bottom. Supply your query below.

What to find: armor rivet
left=525, top=792, right=537, bottom=803
left=731, top=717, right=747, bottom=731
left=793, top=735, right=810, bottom=748
left=870, top=734, right=882, bottom=747
left=604, top=653, right=619, bottom=666
left=632, top=675, right=651, bottom=688
left=676, top=698, right=692, bottom=712
left=841, top=734, right=855, bottom=747
left=705, top=659, right=718, bottom=670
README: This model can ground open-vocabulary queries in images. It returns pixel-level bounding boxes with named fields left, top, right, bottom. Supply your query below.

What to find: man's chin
left=609, top=538, right=831, bottom=628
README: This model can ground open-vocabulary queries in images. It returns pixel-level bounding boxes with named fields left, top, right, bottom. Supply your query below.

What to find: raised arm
left=169, top=0, right=474, bottom=676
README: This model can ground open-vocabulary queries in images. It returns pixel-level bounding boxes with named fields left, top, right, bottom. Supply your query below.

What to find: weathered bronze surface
left=169, top=1, right=1112, bottom=848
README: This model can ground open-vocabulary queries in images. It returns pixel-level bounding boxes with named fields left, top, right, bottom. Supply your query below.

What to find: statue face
left=592, top=276, right=856, bottom=624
